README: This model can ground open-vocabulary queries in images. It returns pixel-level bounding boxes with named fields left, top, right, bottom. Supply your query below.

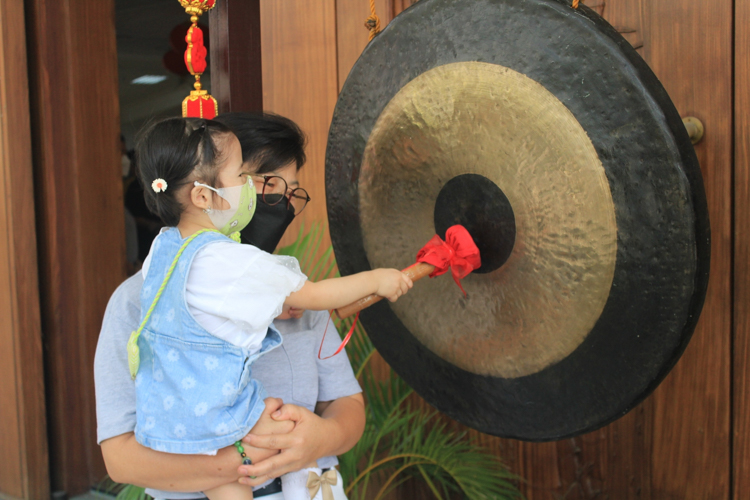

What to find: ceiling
left=115, top=0, right=212, bottom=147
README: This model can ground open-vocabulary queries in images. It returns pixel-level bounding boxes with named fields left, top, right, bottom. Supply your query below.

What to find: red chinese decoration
left=163, top=22, right=209, bottom=76
left=177, top=0, right=217, bottom=118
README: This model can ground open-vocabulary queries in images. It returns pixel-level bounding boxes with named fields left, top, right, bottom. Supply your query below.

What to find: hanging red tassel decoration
left=177, top=1, right=218, bottom=118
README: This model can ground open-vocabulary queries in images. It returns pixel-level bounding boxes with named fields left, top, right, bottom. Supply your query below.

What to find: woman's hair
left=135, top=117, right=232, bottom=226
left=214, top=112, right=306, bottom=174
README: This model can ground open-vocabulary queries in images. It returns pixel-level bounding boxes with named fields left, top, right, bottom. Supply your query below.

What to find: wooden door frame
left=209, top=0, right=263, bottom=113
left=733, top=0, right=750, bottom=497
left=24, top=0, right=125, bottom=495
left=0, top=0, right=49, bottom=498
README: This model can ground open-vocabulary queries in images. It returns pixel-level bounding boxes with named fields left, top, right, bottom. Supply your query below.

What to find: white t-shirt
left=142, top=231, right=307, bottom=351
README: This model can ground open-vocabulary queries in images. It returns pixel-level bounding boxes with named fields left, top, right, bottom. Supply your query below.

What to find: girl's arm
left=284, top=269, right=412, bottom=311
left=100, top=398, right=292, bottom=491
left=236, top=394, right=366, bottom=486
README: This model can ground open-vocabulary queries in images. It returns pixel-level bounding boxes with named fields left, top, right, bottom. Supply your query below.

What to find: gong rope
left=365, top=0, right=381, bottom=41
left=572, top=0, right=583, bottom=8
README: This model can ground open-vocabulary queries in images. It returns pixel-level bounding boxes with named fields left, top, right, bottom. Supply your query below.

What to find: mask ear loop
left=194, top=178, right=251, bottom=200
left=193, top=181, right=224, bottom=210
left=194, top=180, right=220, bottom=194
left=193, top=180, right=250, bottom=243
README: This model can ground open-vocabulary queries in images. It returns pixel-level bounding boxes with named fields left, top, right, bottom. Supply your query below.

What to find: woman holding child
left=94, top=113, right=407, bottom=500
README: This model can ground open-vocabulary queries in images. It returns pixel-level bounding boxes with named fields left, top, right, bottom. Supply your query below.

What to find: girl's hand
left=373, top=268, right=413, bottom=302
left=248, top=398, right=295, bottom=436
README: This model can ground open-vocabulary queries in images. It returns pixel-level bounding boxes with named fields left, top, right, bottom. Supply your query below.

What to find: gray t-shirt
left=94, top=273, right=361, bottom=498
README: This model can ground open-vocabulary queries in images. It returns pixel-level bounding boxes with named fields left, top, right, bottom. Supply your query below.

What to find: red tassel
left=178, top=1, right=218, bottom=118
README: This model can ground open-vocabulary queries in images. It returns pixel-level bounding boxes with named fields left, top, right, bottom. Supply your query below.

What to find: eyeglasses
left=252, top=175, right=311, bottom=215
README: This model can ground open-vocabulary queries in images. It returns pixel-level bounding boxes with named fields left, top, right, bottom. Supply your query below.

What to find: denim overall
left=134, top=228, right=282, bottom=454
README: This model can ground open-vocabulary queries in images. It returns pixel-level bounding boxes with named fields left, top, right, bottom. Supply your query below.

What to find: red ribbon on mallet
left=335, top=225, right=481, bottom=318
left=415, top=225, right=481, bottom=296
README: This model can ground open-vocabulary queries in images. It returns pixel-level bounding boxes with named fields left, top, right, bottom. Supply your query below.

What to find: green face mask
left=194, top=177, right=257, bottom=237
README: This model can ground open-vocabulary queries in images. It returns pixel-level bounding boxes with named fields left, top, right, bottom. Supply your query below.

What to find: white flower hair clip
left=152, top=178, right=168, bottom=193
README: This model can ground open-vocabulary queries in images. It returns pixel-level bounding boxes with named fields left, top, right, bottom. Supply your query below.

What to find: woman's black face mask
left=239, top=193, right=296, bottom=253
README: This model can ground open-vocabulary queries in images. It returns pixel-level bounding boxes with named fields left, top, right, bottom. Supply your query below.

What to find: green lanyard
left=127, top=229, right=217, bottom=380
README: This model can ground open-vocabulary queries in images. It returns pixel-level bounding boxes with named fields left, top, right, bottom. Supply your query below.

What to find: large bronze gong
left=326, top=0, right=710, bottom=440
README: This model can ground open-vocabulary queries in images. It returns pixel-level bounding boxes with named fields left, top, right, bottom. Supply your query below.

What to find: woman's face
left=251, top=162, right=299, bottom=196
left=252, top=162, right=303, bottom=321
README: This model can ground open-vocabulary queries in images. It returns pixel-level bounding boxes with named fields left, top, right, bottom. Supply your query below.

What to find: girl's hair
left=135, top=117, right=232, bottom=226
left=214, top=112, right=306, bottom=174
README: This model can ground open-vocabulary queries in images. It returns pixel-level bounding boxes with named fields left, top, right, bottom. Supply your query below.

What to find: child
left=130, top=117, right=412, bottom=500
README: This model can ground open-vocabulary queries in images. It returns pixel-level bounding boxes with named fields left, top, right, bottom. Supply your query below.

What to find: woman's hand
left=276, top=306, right=305, bottom=320
left=237, top=404, right=330, bottom=486
left=236, top=395, right=365, bottom=486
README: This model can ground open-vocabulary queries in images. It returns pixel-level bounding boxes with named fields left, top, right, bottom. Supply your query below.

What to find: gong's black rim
left=326, top=0, right=709, bottom=440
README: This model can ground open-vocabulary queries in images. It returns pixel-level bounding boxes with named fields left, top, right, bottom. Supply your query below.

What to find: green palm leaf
left=116, top=484, right=151, bottom=500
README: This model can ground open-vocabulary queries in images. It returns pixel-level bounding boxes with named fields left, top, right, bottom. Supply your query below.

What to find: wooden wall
left=25, top=0, right=126, bottom=495
left=493, top=0, right=734, bottom=497
left=254, top=0, right=741, bottom=498
left=636, top=0, right=733, bottom=494
left=734, top=0, right=750, bottom=496
left=0, top=0, right=48, bottom=498
left=260, top=0, right=389, bottom=249
left=211, top=0, right=263, bottom=114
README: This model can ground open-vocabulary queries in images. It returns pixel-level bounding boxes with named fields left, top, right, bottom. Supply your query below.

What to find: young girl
left=130, top=117, right=412, bottom=500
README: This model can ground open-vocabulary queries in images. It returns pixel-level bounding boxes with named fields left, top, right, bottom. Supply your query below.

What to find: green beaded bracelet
left=234, top=441, right=252, bottom=465
left=234, top=441, right=256, bottom=478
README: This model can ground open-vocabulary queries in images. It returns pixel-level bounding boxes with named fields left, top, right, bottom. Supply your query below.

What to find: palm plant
left=114, top=484, right=151, bottom=500
left=278, top=223, right=522, bottom=500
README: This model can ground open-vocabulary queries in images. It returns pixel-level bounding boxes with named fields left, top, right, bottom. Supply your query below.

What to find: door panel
left=734, top=0, right=750, bottom=497
left=633, top=0, right=732, bottom=495
left=0, top=0, right=48, bottom=498
left=260, top=0, right=339, bottom=250
left=0, top=0, right=49, bottom=499
left=25, top=0, right=125, bottom=494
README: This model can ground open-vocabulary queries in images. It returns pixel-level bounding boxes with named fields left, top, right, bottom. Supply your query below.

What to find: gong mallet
left=335, top=225, right=481, bottom=319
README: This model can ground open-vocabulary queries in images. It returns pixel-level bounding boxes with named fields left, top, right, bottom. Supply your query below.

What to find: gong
left=326, top=0, right=709, bottom=441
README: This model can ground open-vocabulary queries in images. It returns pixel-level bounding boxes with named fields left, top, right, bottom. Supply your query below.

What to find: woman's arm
left=101, top=398, right=292, bottom=491
left=312, top=394, right=366, bottom=455
left=101, top=433, right=246, bottom=490
left=236, top=394, right=366, bottom=486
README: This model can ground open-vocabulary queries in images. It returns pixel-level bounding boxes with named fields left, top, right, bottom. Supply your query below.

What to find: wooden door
left=510, top=0, right=733, bottom=497
left=0, top=0, right=48, bottom=498
left=733, top=0, right=750, bottom=497
left=24, top=0, right=126, bottom=495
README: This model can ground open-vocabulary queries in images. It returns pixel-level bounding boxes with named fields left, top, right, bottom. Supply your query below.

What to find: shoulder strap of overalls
left=127, top=228, right=218, bottom=380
